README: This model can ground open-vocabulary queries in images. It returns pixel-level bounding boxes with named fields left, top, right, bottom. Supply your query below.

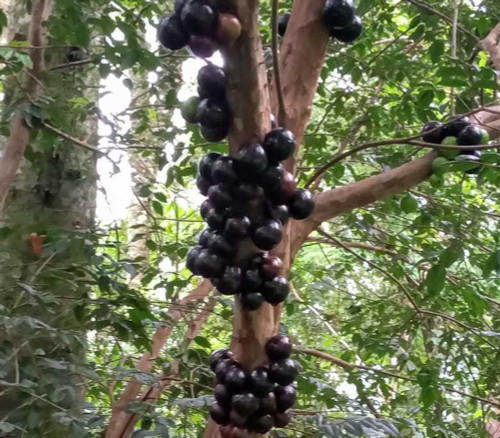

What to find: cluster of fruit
left=322, top=0, right=363, bottom=44
left=158, top=0, right=241, bottom=57
left=181, top=64, right=231, bottom=143
left=186, top=129, right=314, bottom=311
left=209, top=336, right=298, bottom=436
left=422, top=116, right=489, bottom=165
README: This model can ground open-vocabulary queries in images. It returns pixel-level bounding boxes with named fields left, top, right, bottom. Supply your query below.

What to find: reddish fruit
left=265, top=335, right=292, bottom=361
left=216, top=13, right=242, bottom=45
left=274, top=411, right=292, bottom=427
left=260, top=255, right=283, bottom=280
left=189, top=35, right=218, bottom=58
left=210, top=402, right=229, bottom=425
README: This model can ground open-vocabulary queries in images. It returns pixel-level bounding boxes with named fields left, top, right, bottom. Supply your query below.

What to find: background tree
left=0, top=0, right=499, bottom=437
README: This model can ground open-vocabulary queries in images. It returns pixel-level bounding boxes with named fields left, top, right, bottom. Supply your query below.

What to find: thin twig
left=271, top=0, right=286, bottom=125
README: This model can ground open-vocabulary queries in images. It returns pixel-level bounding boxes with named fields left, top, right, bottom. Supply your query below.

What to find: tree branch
left=271, top=0, right=286, bottom=125
left=481, top=21, right=500, bottom=74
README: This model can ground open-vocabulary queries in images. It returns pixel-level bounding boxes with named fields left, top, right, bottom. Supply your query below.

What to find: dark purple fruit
left=260, top=255, right=283, bottom=280
left=251, top=219, right=283, bottom=250
left=216, top=13, right=242, bottom=45
left=265, top=335, right=292, bottom=361
left=174, top=0, right=188, bottom=15
left=229, top=410, right=247, bottom=427
left=198, top=64, right=226, bottom=100
left=180, top=0, right=218, bottom=36
left=231, top=182, right=264, bottom=201
left=208, top=184, right=233, bottom=208
left=241, top=292, right=264, bottom=311
left=181, top=96, right=201, bottom=124
left=189, top=35, right=218, bottom=58
left=269, top=203, right=290, bottom=226
left=457, top=125, right=483, bottom=146
left=200, top=125, right=228, bottom=142
left=421, top=121, right=445, bottom=144
left=262, top=276, right=289, bottom=305
left=269, top=359, right=298, bottom=386
left=267, top=171, right=297, bottom=204
left=210, top=349, right=234, bottom=371
left=263, top=128, right=296, bottom=163
left=200, top=199, right=214, bottom=219
left=241, top=269, right=263, bottom=292
left=278, top=13, right=290, bottom=37
left=196, top=249, right=226, bottom=278
left=199, top=152, right=221, bottom=181
left=205, top=208, right=227, bottom=231
left=186, top=246, right=202, bottom=274
left=223, top=216, right=251, bottom=240
left=247, top=414, right=274, bottom=433
left=261, top=164, right=284, bottom=189
left=288, top=189, right=314, bottom=220
left=444, top=116, right=471, bottom=137
left=158, top=14, right=189, bottom=50
left=332, top=15, right=363, bottom=43
left=197, top=99, right=231, bottom=130
left=215, top=359, right=239, bottom=383
left=257, top=392, right=277, bottom=415
left=210, top=403, right=229, bottom=425
left=274, top=411, right=292, bottom=427
left=249, top=367, right=274, bottom=397
left=225, top=367, right=248, bottom=394
left=233, top=144, right=268, bottom=182
left=275, top=385, right=296, bottom=412
left=199, top=228, right=216, bottom=248
left=196, top=174, right=212, bottom=196
left=322, top=0, right=356, bottom=29
left=231, top=393, right=259, bottom=416
left=214, top=384, right=231, bottom=408
left=211, top=234, right=237, bottom=258
left=215, top=265, right=242, bottom=295
left=212, top=157, right=237, bottom=185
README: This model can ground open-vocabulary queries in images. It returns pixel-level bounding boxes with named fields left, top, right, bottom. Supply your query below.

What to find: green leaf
left=425, top=265, right=446, bottom=296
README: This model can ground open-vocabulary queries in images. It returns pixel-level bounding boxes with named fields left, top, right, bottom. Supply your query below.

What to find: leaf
left=425, top=265, right=446, bottom=296
left=194, top=336, right=211, bottom=348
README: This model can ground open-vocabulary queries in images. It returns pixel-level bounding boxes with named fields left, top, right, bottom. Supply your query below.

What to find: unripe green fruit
left=400, top=194, right=418, bottom=213
left=439, top=136, right=460, bottom=159
left=432, top=157, right=449, bottom=175
left=181, top=96, right=201, bottom=124
left=480, top=129, right=490, bottom=144
left=429, top=174, right=443, bottom=188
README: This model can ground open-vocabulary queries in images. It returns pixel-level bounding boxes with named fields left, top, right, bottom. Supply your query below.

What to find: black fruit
left=269, top=203, right=290, bottom=226
left=186, top=246, right=202, bottom=274
left=262, top=276, right=289, bottom=305
left=229, top=410, right=247, bottom=428
left=265, top=335, right=292, bottom=361
left=199, top=228, right=216, bottom=248
left=233, top=144, right=269, bottom=181
left=275, top=385, right=296, bottom=412
left=421, top=121, right=445, bottom=144
left=247, top=414, right=274, bottom=433
left=215, top=265, right=242, bottom=295
left=274, top=411, right=291, bottom=427
left=214, top=383, right=231, bottom=408
left=215, top=358, right=239, bottom=382
left=180, top=0, right=218, bottom=36
left=211, top=234, right=237, bottom=258
left=189, top=35, right=218, bottom=58
left=181, top=96, right=201, bottom=124
left=231, top=393, right=259, bottom=416
left=267, top=171, right=297, bottom=204
left=212, top=157, right=238, bottom=185
left=198, top=64, right=226, bottom=100
left=196, top=174, right=212, bottom=196
left=174, top=0, right=188, bottom=15
left=223, top=216, right=251, bottom=240
left=457, top=125, right=483, bottom=146
left=216, top=13, right=242, bottom=45
left=196, top=249, right=226, bottom=278
left=261, top=164, right=285, bottom=189
left=241, top=269, right=263, bottom=292
left=205, top=208, right=227, bottom=231
left=199, top=152, right=221, bottom=181
left=332, top=14, right=362, bottom=43
left=208, top=184, right=233, bottom=208
left=444, top=116, right=471, bottom=137
left=249, top=367, right=274, bottom=397
left=200, top=199, right=214, bottom=219
left=158, top=14, right=189, bottom=50
left=263, top=128, right=296, bottom=163
left=288, top=189, right=314, bottom=220
left=269, top=359, right=298, bottom=386
left=260, top=255, right=283, bottom=280
left=225, top=367, right=248, bottom=394
left=278, top=13, right=290, bottom=37
left=210, top=349, right=233, bottom=371
left=322, top=0, right=355, bottom=29
left=200, top=125, right=229, bottom=142
left=252, top=220, right=283, bottom=250
left=210, top=402, right=229, bottom=425
left=232, top=182, right=264, bottom=201
left=257, top=392, right=277, bottom=415
left=241, top=292, right=264, bottom=311
left=197, top=99, right=231, bottom=129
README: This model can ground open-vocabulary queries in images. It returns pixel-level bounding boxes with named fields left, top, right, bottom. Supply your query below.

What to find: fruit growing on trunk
left=158, top=14, right=189, bottom=50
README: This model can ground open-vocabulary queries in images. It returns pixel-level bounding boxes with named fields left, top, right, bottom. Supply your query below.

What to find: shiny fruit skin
left=200, top=199, right=214, bottom=219
left=288, top=189, right=315, bottom=220
left=200, top=125, right=228, bottom=143
left=199, top=228, right=216, bottom=248
left=188, top=35, right=218, bottom=58
left=216, top=13, right=242, bottom=45
left=275, top=385, right=297, bottom=412
left=231, top=182, right=264, bottom=201
left=457, top=125, right=483, bottom=146
left=196, top=174, right=212, bottom=196
left=196, top=249, right=226, bottom=278
left=241, top=292, right=265, bottom=311
left=249, top=367, right=274, bottom=397
left=444, top=116, right=471, bottom=137
left=214, top=383, right=231, bottom=408
left=265, top=335, right=292, bottom=361
left=215, top=265, right=242, bottom=295
left=209, top=402, right=229, bottom=425
left=212, top=157, right=238, bottom=185
left=210, top=349, right=234, bottom=371
left=261, top=164, right=285, bottom=190
left=208, top=184, right=233, bottom=208
left=181, top=96, right=201, bottom=124
left=234, top=144, right=269, bottom=181
left=198, top=64, right=226, bottom=100
left=263, top=128, right=296, bottom=163
left=215, top=359, right=239, bottom=383
left=278, top=13, right=290, bottom=37
left=322, top=0, right=356, bottom=29
left=211, top=234, right=237, bottom=258
left=251, top=219, right=283, bottom=250
left=421, top=121, right=445, bottom=144
left=257, top=391, right=277, bottom=415
left=269, top=203, right=290, bottom=226
left=231, top=393, right=259, bottom=416
left=269, top=358, right=299, bottom=386
left=274, top=411, right=292, bottom=427
left=180, top=0, right=218, bottom=36
left=186, top=246, right=202, bottom=274
left=158, top=14, right=189, bottom=50
left=225, top=367, right=248, bottom=394
left=262, top=276, right=290, bottom=305
left=247, top=414, right=274, bottom=433
left=197, top=98, right=231, bottom=130
left=205, top=208, right=227, bottom=231
left=199, top=152, right=221, bottom=181
left=267, top=171, right=297, bottom=204
left=332, top=15, right=363, bottom=43
left=260, top=255, right=283, bottom=280
left=223, top=216, right=251, bottom=240
left=241, top=269, right=263, bottom=292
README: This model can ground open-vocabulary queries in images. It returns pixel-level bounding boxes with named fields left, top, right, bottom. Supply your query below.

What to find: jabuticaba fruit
left=457, top=125, right=483, bottom=146
left=158, top=14, right=189, bottom=50
left=274, top=411, right=291, bottom=427
left=241, top=292, right=265, bottom=311
left=214, top=383, right=231, bottom=408
left=181, top=96, right=201, bottom=124
left=274, top=385, right=297, bottom=412
left=249, top=367, right=274, bottom=397
left=198, top=64, right=226, bottom=100
left=247, top=414, right=274, bottom=433
left=199, top=152, right=221, bottom=181
left=174, top=0, right=188, bottom=15
left=186, top=246, right=202, bottom=274
left=211, top=234, right=237, bottom=258
left=189, top=35, right=218, bottom=58
left=257, top=391, right=277, bottom=415
left=240, top=269, right=263, bottom=292
left=223, top=216, right=251, bottom=240
left=212, top=156, right=238, bottom=185
left=214, top=265, right=242, bottom=295
left=216, top=13, right=242, bottom=45
left=198, top=228, right=216, bottom=248
left=263, top=128, right=296, bottom=163
left=208, top=184, right=233, bottom=208
left=251, top=219, right=283, bottom=250
left=261, top=164, right=285, bottom=190
left=265, top=335, right=292, bottom=361
left=443, top=116, right=471, bottom=137
left=196, top=249, right=226, bottom=278
left=331, top=14, right=363, bottom=43
left=228, top=410, right=247, bottom=428
left=210, top=402, right=229, bottom=425
left=197, top=98, right=231, bottom=129
left=210, top=349, right=234, bottom=371
left=180, top=0, right=218, bottom=36
left=224, top=367, right=248, bottom=393
left=215, top=358, right=238, bottom=382
left=269, top=203, right=290, bottom=226
left=322, top=0, right=356, bottom=29
left=260, top=255, right=283, bottom=280
left=262, top=276, right=289, bottom=305
left=278, top=13, right=290, bottom=37
left=288, top=189, right=315, bottom=220
left=231, top=393, right=259, bottom=416
left=205, top=208, right=227, bottom=231
left=196, top=174, right=212, bottom=196
left=266, top=171, right=297, bottom=204
left=200, top=125, right=228, bottom=143
left=269, top=358, right=299, bottom=386
left=233, top=144, right=269, bottom=181
left=421, top=121, right=445, bottom=144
